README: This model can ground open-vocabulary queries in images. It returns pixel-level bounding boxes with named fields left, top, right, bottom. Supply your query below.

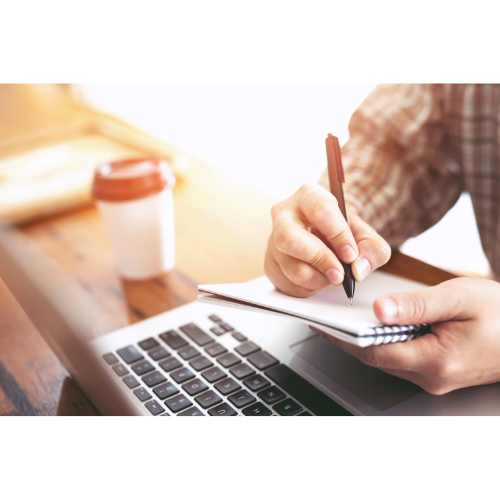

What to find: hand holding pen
left=264, top=135, right=392, bottom=300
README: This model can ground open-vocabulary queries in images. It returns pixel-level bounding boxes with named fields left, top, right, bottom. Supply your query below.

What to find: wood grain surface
left=0, top=85, right=457, bottom=416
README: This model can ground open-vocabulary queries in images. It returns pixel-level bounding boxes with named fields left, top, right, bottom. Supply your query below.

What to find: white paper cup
left=92, top=158, right=176, bottom=280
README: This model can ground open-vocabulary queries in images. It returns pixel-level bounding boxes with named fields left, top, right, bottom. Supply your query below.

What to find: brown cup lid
left=92, top=157, right=176, bottom=202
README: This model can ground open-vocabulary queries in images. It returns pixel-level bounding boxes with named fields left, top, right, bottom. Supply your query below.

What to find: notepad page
left=198, top=271, right=427, bottom=335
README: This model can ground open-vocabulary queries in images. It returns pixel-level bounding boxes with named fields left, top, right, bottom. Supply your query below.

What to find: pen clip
left=326, top=134, right=344, bottom=184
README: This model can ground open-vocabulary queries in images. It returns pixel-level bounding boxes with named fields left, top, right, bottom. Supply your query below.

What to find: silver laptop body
left=2, top=223, right=499, bottom=416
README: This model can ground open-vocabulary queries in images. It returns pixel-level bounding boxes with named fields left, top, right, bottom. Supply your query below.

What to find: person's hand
left=313, top=277, right=500, bottom=395
left=264, top=183, right=391, bottom=297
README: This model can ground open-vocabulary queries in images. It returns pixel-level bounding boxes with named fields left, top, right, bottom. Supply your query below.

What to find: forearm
left=321, top=84, right=462, bottom=248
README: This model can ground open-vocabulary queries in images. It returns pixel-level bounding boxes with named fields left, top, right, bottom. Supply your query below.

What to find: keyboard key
left=248, top=351, right=279, bottom=371
left=273, top=398, right=302, bottom=416
left=265, top=364, right=351, bottom=416
left=229, top=363, right=255, bottom=380
left=210, top=325, right=226, bottom=336
left=178, top=346, right=200, bottom=360
left=219, top=323, right=234, bottom=332
left=142, top=371, right=167, bottom=387
left=138, top=337, right=160, bottom=350
left=189, top=356, right=213, bottom=372
left=235, top=341, right=261, bottom=357
left=149, top=347, right=170, bottom=361
left=165, top=394, right=192, bottom=413
left=195, top=390, right=223, bottom=409
left=145, top=399, right=164, bottom=415
left=133, top=387, right=152, bottom=402
left=208, top=402, right=238, bottom=416
left=159, top=330, right=188, bottom=350
left=297, top=412, right=312, bottom=416
left=214, top=377, right=241, bottom=395
left=171, top=367, right=195, bottom=384
left=242, top=402, right=272, bottom=416
left=182, top=378, right=209, bottom=396
left=131, top=360, right=155, bottom=375
left=179, top=323, right=213, bottom=346
left=257, top=386, right=286, bottom=405
left=159, top=413, right=170, bottom=416
left=159, top=357, right=182, bottom=372
left=103, top=352, right=119, bottom=365
left=178, top=406, right=205, bottom=416
left=228, top=390, right=256, bottom=408
left=232, top=332, right=247, bottom=342
left=243, top=374, right=270, bottom=392
left=217, top=353, right=240, bottom=368
left=205, top=343, right=227, bottom=357
left=112, top=363, right=129, bottom=377
left=123, top=375, right=140, bottom=389
left=153, top=382, right=179, bottom=400
left=209, top=314, right=223, bottom=323
left=117, top=345, right=144, bottom=364
left=202, top=366, right=227, bottom=383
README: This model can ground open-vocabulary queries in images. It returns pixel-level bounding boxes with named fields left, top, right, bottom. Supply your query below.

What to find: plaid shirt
left=337, top=84, right=500, bottom=278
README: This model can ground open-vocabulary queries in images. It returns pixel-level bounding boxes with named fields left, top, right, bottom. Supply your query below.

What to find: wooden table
left=0, top=85, right=456, bottom=416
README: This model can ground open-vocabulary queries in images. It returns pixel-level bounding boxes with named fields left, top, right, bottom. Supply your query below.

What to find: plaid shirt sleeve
left=330, top=84, right=464, bottom=248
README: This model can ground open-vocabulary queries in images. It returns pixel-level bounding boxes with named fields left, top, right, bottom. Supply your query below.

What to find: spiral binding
left=366, top=323, right=432, bottom=345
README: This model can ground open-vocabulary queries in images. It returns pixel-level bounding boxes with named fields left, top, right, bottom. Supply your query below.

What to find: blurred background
left=78, top=84, right=489, bottom=277
left=0, top=84, right=490, bottom=277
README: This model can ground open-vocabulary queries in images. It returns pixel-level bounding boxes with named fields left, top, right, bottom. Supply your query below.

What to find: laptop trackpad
left=290, top=335, right=422, bottom=411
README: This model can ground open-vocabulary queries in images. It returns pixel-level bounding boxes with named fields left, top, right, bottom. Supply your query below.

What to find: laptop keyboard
left=102, top=314, right=352, bottom=416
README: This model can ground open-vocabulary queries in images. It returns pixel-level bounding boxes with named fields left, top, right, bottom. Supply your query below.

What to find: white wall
left=80, top=84, right=489, bottom=276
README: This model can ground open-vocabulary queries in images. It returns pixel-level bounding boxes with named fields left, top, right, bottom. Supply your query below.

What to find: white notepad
left=198, top=271, right=431, bottom=347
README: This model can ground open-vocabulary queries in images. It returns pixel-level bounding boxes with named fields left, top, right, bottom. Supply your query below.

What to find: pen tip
left=350, top=298, right=353, bottom=305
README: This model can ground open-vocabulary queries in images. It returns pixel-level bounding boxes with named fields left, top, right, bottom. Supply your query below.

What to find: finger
left=264, top=243, right=317, bottom=298
left=273, top=210, right=345, bottom=284
left=274, top=249, right=332, bottom=291
left=373, top=277, right=478, bottom=325
left=348, top=214, right=391, bottom=282
left=297, top=184, right=359, bottom=264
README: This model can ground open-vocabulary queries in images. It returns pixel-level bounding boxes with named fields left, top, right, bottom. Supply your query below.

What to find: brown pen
left=325, top=133, right=355, bottom=304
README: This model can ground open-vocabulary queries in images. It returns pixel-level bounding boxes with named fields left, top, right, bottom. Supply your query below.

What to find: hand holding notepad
left=198, top=271, right=431, bottom=347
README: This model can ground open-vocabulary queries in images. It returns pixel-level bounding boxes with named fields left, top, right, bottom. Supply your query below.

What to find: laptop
left=2, top=222, right=500, bottom=416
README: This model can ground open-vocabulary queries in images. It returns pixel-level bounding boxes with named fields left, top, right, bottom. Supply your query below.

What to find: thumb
left=373, top=278, right=476, bottom=325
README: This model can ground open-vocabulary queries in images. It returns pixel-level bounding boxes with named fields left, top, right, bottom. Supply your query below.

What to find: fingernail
left=339, top=245, right=357, bottom=263
left=354, top=256, right=371, bottom=280
left=378, top=297, right=398, bottom=321
left=325, top=268, right=344, bottom=285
